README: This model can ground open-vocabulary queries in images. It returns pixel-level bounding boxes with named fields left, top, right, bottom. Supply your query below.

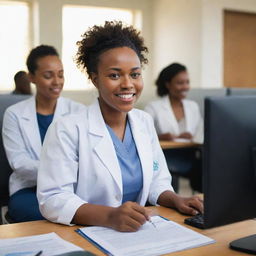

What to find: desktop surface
left=159, top=140, right=201, bottom=149
left=0, top=206, right=255, bottom=256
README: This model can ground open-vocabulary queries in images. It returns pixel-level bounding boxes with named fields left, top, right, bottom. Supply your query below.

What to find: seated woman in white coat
left=2, top=45, right=85, bottom=222
left=37, top=21, right=203, bottom=232
left=145, top=63, right=203, bottom=143
left=144, top=63, right=203, bottom=192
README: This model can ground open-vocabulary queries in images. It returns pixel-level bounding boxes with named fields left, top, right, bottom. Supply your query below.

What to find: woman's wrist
left=157, top=190, right=180, bottom=209
left=72, top=203, right=114, bottom=227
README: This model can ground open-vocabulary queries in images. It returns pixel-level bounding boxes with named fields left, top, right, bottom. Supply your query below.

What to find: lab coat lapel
left=20, top=97, right=41, bottom=158
left=52, top=97, right=69, bottom=120
left=88, top=101, right=123, bottom=193
left=183, top=100, right=193, bottom=133
left=163, top=96, right=180, bottom=134
left=128, top=111, right=153, bottom=205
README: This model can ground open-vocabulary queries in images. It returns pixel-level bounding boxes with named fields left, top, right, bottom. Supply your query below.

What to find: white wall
left=152, top=0, right=203, bottom=90
left=2, top=0, right=256, bottom=107
left=152, top=0, right=256, bottom=91
left=201, top=0, right=256, bottom=88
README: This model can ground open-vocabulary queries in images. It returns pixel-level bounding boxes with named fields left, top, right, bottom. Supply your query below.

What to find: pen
left=34, top=251, right=43, bottom=256
left=148, top=219, right=157, bottom=228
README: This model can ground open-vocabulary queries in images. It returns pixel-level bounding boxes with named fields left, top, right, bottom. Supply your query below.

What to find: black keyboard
left=184, top=213, right=205, bottom=229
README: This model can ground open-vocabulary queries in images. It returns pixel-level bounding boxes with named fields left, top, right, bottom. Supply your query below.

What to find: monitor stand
left=229, top=234, right=256, bottom=254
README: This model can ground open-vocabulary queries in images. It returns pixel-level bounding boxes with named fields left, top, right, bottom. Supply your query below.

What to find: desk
left=160, top=140, right=202, bottom=150
left=0, top=206, right=255, bottom=256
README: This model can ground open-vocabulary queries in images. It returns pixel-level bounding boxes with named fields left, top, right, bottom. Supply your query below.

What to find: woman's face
left=30, top=55, right=64, bottom=101
left=166, top=71, right=190, bottom=100
left=91, top=46, right=143, bottom=115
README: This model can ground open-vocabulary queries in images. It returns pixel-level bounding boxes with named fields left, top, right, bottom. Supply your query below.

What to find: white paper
left=173, top=138, right=191, bottom=143
left=0, top=232, right=83, bottom=256
left=78, top=216, right=215, bottom=256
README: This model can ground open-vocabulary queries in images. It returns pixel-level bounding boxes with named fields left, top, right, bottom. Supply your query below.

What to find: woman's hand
left=157, top=191, right=203, bottom=215
left=72, top=202, right=149, bottom=232
left=178, top=132, right=193, bottom=140
left=108, top=201, right=149, bottom=232
left=172, top=195, right=203, bottom=215
left=158, top=133, right=177, bottom=141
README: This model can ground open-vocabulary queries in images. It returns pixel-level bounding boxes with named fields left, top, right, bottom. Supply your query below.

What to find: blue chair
left=0, top=94, right=30, bottom=224
left=227, top=87, right=256, bottom=96
left=187, top=88, right=227, bottom=116
left=164, top=146, right=203, bottom=193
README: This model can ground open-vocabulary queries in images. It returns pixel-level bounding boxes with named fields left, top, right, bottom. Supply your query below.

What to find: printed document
left=77, top=216, right=215, bottom=256
left=0, top=232, right=83, bottom=256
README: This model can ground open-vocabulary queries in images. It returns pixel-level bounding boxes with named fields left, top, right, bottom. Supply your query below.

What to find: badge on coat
left=153, top=160, right=159, bottom=171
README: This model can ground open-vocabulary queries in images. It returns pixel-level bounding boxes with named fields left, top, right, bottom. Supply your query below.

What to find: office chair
left=164, top=147, right=202, bottom=193
left=0, top=94, right=30, bottom=224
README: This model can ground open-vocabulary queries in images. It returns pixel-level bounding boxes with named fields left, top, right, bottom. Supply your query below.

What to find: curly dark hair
left=156, top=63, right=187, bottom=97
left=76, top=21, right=148, bottom=79
left=26, top=45, right=59, bottom=74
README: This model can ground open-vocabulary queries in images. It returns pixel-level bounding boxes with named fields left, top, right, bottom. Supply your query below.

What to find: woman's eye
left=43, top=74, right=52, bottom=79
left=131, top=72, right=141, bottom=79
left=43, top=72, right=52, bottom=79
left=109, top=73, right=120, bottom=79
left=58, top=73, right=64, bottom=79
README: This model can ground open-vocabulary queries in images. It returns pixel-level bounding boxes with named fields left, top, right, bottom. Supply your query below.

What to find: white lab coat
left=2, top=96, right=85, bottom=195
left=37, top=100, right=173, bottom=225
left=144, top=96, right=203, bottom=143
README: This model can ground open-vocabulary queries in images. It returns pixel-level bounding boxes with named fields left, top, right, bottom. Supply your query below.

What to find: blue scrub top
left=106, top=120, right=143, bottom=203
left=37, top=113, right=54, bottom=143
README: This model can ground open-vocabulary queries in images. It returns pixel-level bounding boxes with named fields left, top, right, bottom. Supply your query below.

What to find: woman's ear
left=90, top=73, right=98, bottom=88
left=165, top=81, right=170, bottom=90
left=28, top=73, right=35, bottom=84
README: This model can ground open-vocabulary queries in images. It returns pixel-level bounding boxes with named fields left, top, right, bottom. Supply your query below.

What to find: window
left=62, top=5, right=142, bottom=90
left=0, top=1, right=30, bottom=91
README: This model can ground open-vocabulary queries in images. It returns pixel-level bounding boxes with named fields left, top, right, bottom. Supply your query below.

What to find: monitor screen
left=203, top=95, right=256, bottom=228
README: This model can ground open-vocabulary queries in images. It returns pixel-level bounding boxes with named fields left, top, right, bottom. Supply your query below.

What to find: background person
left=12, top=71, right=32, bottom=95
left=2, top=45, right=85, bottom=222
left=144, top=63, right=203, bottom=192
left=37, top=21, right=203, bottom=232
left=145, top=63, right=203, bottom=143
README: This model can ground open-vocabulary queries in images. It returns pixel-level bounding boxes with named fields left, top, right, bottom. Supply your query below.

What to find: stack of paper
left=77, top=216, right=215, bottom=256
left=0, top=232, right=83, bottom=256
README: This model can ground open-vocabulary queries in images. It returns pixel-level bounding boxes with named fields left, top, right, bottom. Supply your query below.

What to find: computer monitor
left=203, top=95, right=256, bottom=228
left=185, top=95, right=256, bottom=252
left=203, top=96, right=256, bottom=253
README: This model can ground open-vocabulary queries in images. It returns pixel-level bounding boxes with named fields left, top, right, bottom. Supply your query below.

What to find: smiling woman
left=27, top=50, right=64, bottom=106
left=90, top=47, right=143, bottom=138
left=37, top=21, right=203, bottom=232
left=145, top=63, right=203, bottom=142
left=2, top=45, right=85, bottom=223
